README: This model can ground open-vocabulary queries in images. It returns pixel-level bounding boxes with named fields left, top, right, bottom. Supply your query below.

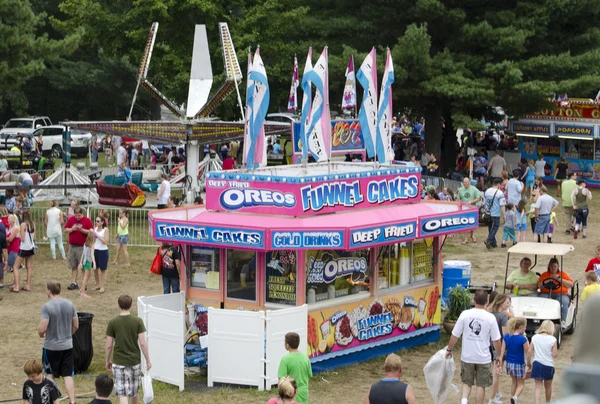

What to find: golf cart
left=503, top=242, right=579, bottom=348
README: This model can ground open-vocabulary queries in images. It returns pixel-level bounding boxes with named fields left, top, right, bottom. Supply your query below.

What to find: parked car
left=0, top=117, right=52, bottom=149
left=30, top=125, right=91, bottom=158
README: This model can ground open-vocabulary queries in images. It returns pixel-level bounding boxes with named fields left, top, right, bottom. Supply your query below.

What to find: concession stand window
left=306, top=249, right=371, bottom=306
left=226, top=250, right=257, bottom=301
left=189, top=247, right=220, bottom=290
left=564, top=138, right=595, bottom=160
left=265, top=250, right=297, bottom=306
left=377, top=239, right=435, bottom=291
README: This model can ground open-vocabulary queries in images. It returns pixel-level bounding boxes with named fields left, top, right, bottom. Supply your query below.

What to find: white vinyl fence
left=138, top=293, right=186, bottom=391
left=208, top=304, right=308, bottom=390
left=135, top=293, right=308, bottom=392
left=208, top=308, right=266, bottom=389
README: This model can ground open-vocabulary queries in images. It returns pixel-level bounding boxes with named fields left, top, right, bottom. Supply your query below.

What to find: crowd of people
left=446, top=250, right=600, bottom=404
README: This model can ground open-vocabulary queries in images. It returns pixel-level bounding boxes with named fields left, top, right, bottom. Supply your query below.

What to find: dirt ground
left=0, top=183, right=593, bottom=403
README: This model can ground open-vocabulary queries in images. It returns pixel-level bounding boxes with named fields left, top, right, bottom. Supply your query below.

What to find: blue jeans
left=162, top=276, right=180, bottom=294
left=541, top=292, right=570, bottom=321
left=487, top=216, right=500, bottom=247
left=92, top=148, right=98, bottom=163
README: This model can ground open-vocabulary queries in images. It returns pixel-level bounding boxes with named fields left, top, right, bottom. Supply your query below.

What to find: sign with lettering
left=419, top=211, right=478, bottom=237
left=524, top=102, right=600, bottom=122
left=511, top=122, right=551, bottom=135
left=293, top=119, right=364, bottom=153
left=306, top=253, right=368, bottom=284
left=349, top=221, right=417, bottom=248
left=155, top=222, right=265, bottom=248
left=205, top=171, right=421, bottom=216
left=271, top=231, right=344, bottom=249
left=554, top=124, right=595, bottom=138
left=266, top=250, right=297, bottom=305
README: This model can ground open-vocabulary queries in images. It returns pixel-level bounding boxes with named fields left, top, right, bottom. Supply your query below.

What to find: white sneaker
left=462, top=399, right=469, bottom=404
left=510, top=396, right=518, bottom=404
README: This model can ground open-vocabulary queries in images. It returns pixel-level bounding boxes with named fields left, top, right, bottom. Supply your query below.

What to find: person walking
left=364, top=353, right=417, bottom=404
left=112, top=208, right=130, bottom=267
left=561, top=172, right=577, bottom=234
left=45, top=201, right=66, bottom=261
left=534, top=186, right=558, bottom=243
left=93, top=216, right=110, bottom=293
left=528, top=320, right=558, bottom=404
left=515, top=200, right=528, bottom=243
left=159, top=242, right=180, bottom=294
left=157, top=172, right=171, bottom=209
left=571, top=179, right=592, bottom=239
left=65, top=207, right=94, bottom=291
left=278, top=332, right=312, bottom=404
left=474, top=151, right=488, bottom=190
left=487, top=149, right=506, bottom=184
left=506, top=170, right=523, bottom=206
left=116, top=143, right=127, bottom=168
left=105, top=295, right=151, bottom=404
left=38, top=280, right=78, bottom=404
left=487, top=294, right=511, bottom=404
left=500, top=317, right=531, bottom=404
left=11, top=209, right=36, bottom=292
left=446, top=290, right=502, bottom=404
left=91, top=133, right=99, bottom=163
left=554, top=157, right=568, bottom=197
left=484, top=178, right=506, bottom=249
left=534, top=154, right=547, bottom=179
left=141, top=140, right=150, bottom=167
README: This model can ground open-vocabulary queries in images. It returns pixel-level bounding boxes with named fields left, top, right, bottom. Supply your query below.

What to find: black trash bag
left=72, top=312, right=94, bottom=373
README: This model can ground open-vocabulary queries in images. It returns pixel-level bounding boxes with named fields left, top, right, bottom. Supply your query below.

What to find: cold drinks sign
left=205, top=171, right=421, bottom=216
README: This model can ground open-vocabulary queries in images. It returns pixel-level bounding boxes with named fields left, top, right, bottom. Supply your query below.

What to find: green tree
left=0, top=0, right=79, bottom=117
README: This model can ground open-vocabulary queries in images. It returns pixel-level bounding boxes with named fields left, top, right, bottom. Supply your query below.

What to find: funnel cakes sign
left=205, top=168, right=421, bottom=216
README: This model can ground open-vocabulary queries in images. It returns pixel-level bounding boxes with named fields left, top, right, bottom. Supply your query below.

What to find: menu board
left=412, top=239, right=433, bottom=281
left=266, top=250, right=297, bottom=305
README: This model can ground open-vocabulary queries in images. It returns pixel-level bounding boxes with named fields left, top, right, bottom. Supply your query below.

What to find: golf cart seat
left=96, top=181, right=146, bottom=207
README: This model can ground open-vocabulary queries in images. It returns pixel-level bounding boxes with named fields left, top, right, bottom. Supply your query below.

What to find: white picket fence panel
left=138, top=293, right=186, bottom=391
left=265, top=305, right=308, bottom=389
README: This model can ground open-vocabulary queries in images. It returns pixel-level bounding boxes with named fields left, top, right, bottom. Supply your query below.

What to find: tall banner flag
left=376, top=48, right=395, bottom=163
left=304, top=47, right=331, bottom=161
left=245, top=48, right=270, bottom=169
left=342, top=55, right=356, bottom=110
left=300, top=48, right=313, bottom=161
left=596, top=89, right=600, bottom=103
left=242, top=48, right=253, bottom=167
left=356, top=48, right=378, bottom=158
left=287, top=55, right=299, bottom=112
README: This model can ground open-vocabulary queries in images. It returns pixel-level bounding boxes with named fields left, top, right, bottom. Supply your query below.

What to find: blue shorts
left=532, top=361, right=554, bottom=380
left=21, top=179, right=33, bottom=186
left=94, top=249, right=109, bottom=271
left=516, top=223, right=527, bottom=231
left=526, top=180, right=534, bottom=188
left=117, top=234, right=129, bottom=245
left=535, top=215, right=551, bottom=234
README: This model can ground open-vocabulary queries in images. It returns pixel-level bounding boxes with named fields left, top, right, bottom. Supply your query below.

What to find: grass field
left=0, top=183, right=593, bottom=403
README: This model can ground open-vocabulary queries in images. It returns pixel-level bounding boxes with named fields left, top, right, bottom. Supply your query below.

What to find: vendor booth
left=148, top=161, right=478, bottom=372
left=512, top=99, right=600, bottom=186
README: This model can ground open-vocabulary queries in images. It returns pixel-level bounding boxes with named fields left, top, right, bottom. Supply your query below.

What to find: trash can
left=442, top=261, right=472, bottom=303
left=72, top=312, right=94, bottom=373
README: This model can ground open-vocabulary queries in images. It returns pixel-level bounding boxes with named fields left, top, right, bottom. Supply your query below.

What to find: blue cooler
left=442, top=260, right=472, bottom=303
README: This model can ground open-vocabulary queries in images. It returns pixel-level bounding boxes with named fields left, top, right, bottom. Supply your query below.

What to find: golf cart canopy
left=507, top=242, right=575, bottom=256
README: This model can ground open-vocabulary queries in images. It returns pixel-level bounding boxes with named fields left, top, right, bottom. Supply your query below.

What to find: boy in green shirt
left=278, top=332, right=312, bottom=404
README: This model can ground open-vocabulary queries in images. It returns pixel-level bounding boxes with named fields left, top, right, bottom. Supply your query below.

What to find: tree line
left=3, top=0, right=600, bottom=169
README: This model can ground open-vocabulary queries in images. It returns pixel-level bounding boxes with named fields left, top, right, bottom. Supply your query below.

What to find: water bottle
left=513, top=284, right=519, bottom=295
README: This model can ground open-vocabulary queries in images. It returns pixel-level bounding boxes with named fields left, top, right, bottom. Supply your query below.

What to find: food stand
left=148, top=161, right=478, bottom=371
left=512, top=99, right=600, bottom=186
